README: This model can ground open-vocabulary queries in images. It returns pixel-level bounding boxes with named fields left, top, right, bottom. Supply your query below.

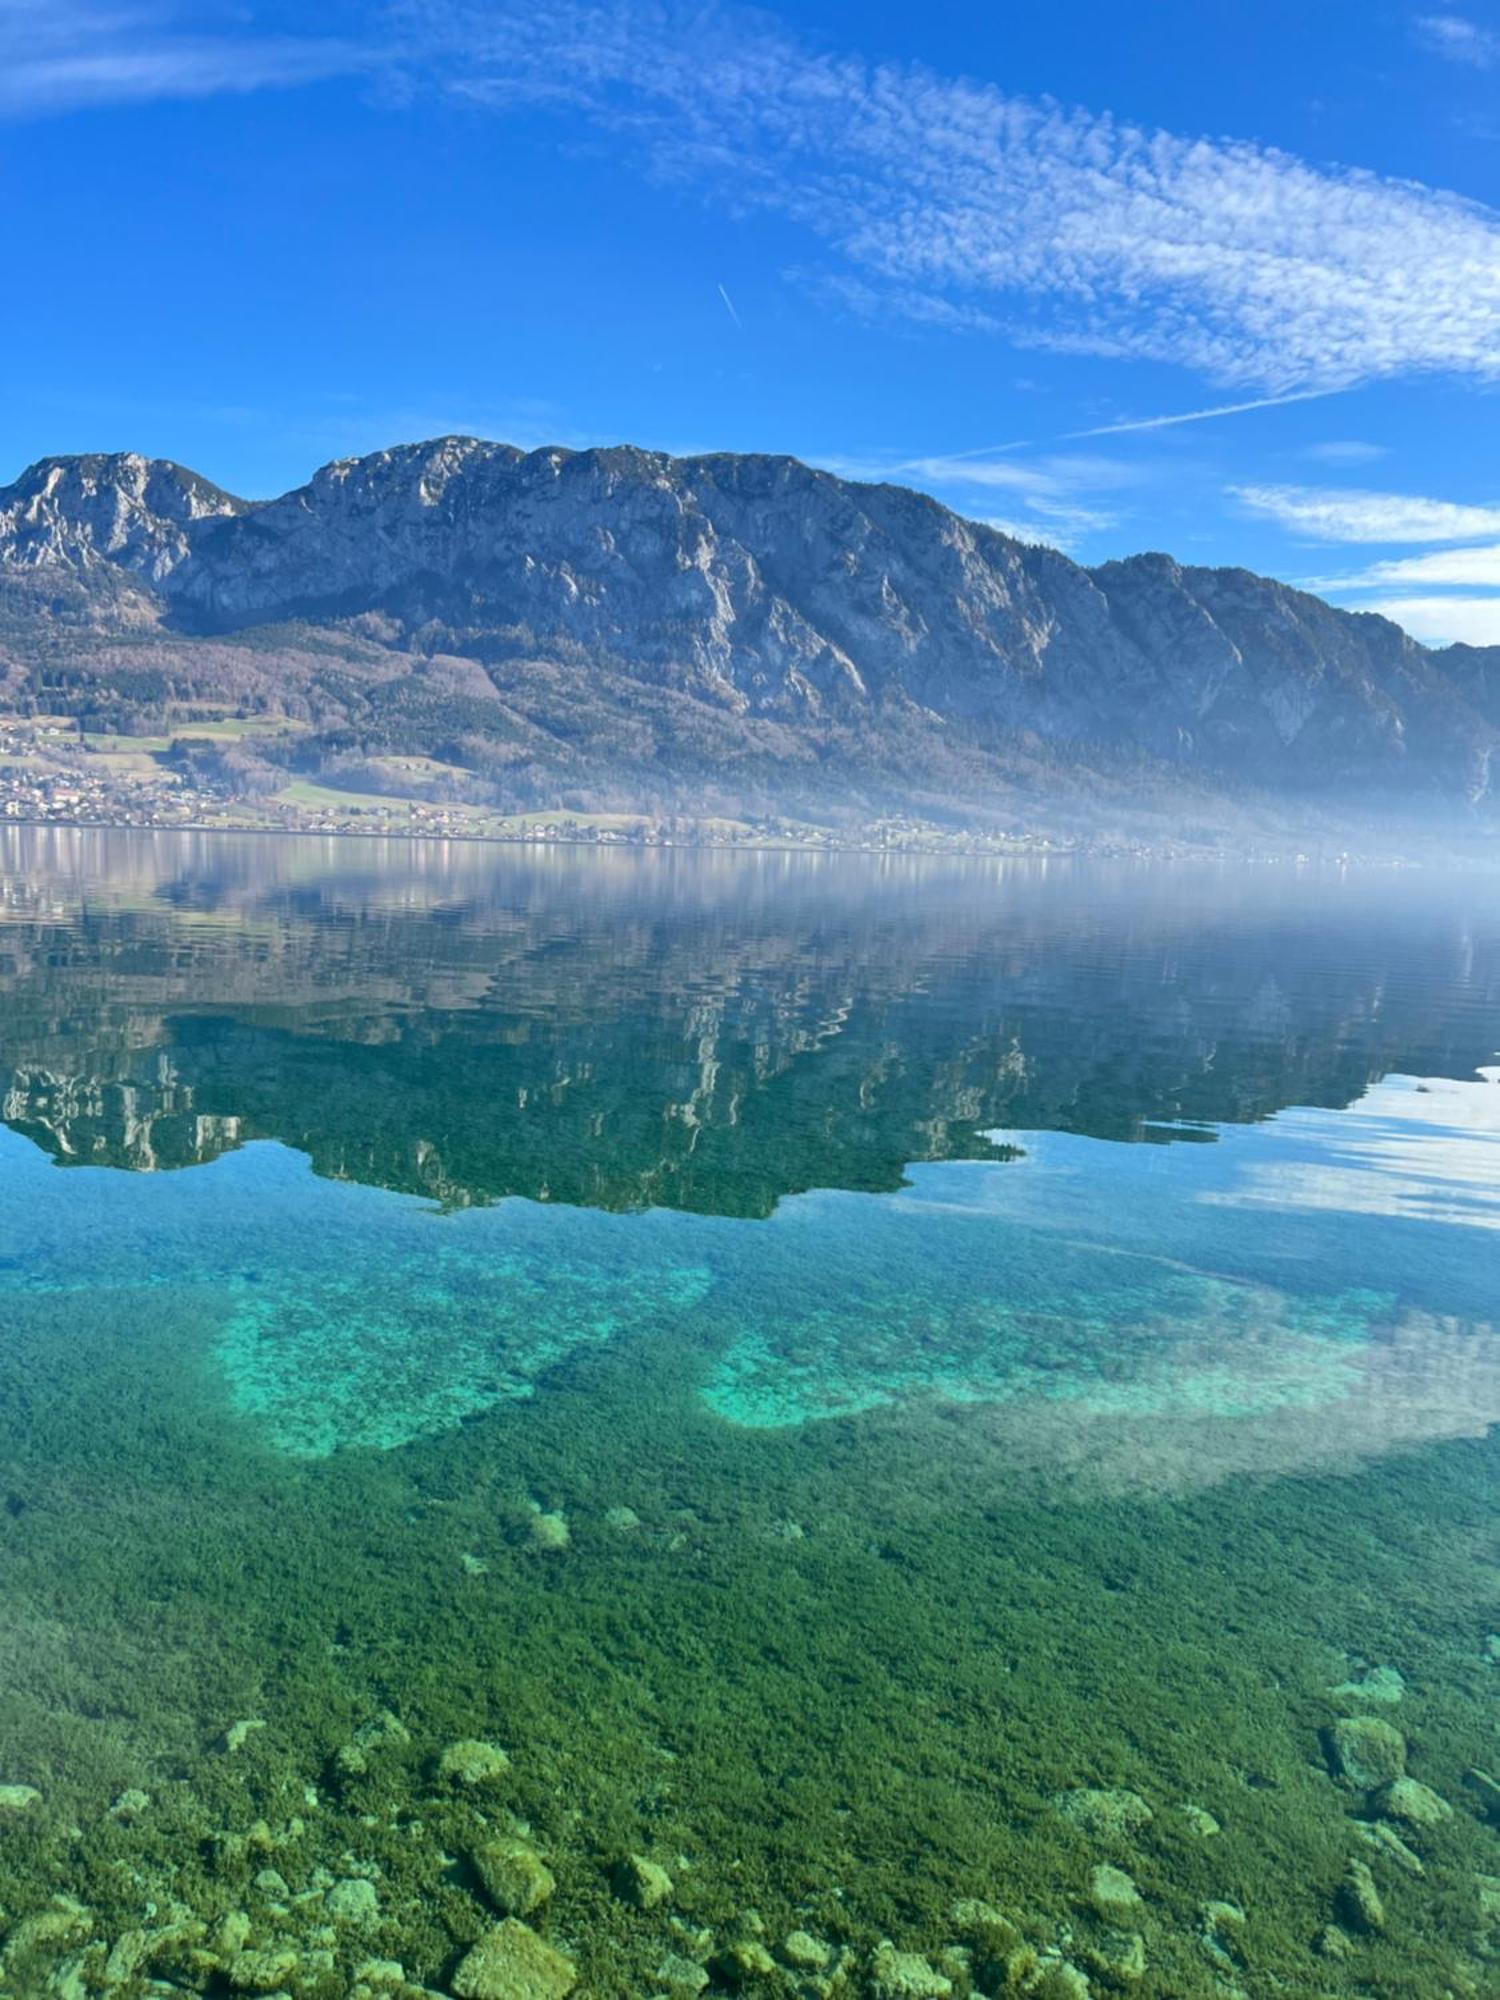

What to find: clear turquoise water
left=0, top=828, right=1498, bottom=1997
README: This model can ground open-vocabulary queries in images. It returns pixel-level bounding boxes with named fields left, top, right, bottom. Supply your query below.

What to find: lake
left=0, top=826, right=1497, bottom=1999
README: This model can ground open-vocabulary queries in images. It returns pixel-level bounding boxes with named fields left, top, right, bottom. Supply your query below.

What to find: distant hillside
left=1, top=437, right=1496, bottom=841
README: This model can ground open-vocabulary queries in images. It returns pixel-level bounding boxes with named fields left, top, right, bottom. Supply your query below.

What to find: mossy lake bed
left=0, top=831, right=1498, bottom=1997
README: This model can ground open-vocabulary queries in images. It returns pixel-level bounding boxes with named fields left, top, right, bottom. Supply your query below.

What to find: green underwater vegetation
left=0, top=831, right=1498, bottom=1997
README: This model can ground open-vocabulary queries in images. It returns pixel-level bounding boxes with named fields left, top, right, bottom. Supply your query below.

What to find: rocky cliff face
left=0, top=436, right=1495, bottom=818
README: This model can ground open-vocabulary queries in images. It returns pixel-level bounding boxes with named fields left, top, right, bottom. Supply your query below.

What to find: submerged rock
left=1198, top=1901, right=1245, bottom=1971
left=327, top=1878, right=380, bottom=1925
left=1082, top=1929, right=1145, bottom=1985
left=1329, top=1665, right=1405, bottom=1706
left=1337, top=1860, right=1385, bottom=1935
left=337, top=1711, right=412, bottom=1780
left=781, top=1930, right=831, bottom=1969
left=869, top=1941, right=953, bottom=1998
left=227, top=1946, right=301, bottom=1990
left=451, top=1921, right=577, bottom=2000
left=6, top=1901, right=93, bottom=1961
left=1175, top=1803, right=1221, bottom=1838
left=1354, top=1819, right=1425, bottom=1875
left=1052, top=1788, right=1153, bottom=1840
left=1327, top=1716, right=1405, bottom=1789
left=222, top=1718, right=266, bottom=1755
left=438, top=1739, right=511, bottom=1787
left=1032, top=1963, right=1091, bottom=1999
left=1377, top=1776, right=1452, bottom=1828
left=528, top=1510, right=570, bottom=1552
left=1314, top=1923, right=1355, bottom=1960
left=1086, top=1864, right=1142, bottom=1922
left=474, top=1838, right=556, bottom=1917
left=352, top=1961, right=407, bottom=1989
left=948, top=1901, right=1021, bottom=1960
left=102, top=1929, right=150, bottom=1986
left=716, top=1937, right=777, bottom=1981
left=655, top=1951, right=710, bottom=1995
left=613, top=1853, right=673, bottom=1909
left=215, top=1912, right=253, bottom=1958
left=0, top=1783, right=41, bottom=1811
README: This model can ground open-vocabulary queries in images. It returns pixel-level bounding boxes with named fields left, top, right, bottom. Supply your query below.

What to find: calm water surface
left=0, top=827, right=1497, bottom=1998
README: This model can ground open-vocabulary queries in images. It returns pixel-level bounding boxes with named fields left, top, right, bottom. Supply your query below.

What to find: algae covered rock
left=0, top=1782, right=41, bottom=1812
left=1329, top=1665, right=1405, bottom=1706
left=1082, top=1929, right=1146, bottom=1985
left=1031, top=1962, right=1091, bottom=1999
left=613, top=1852, right=674, bottom=1909
left=948, top=1900, right=1021, bottom=1960
left=1314, top=1923, right=1355, bottom=1960
left=1377, top=1776, right=1453, bottom=1828
left=1355, top=1819, right=1425, bottom=1875
left=1327, top=1716, right=1405, bottom=1788
left=353, top=1959, right=408, bottom=1988
left=103, top=1928, right=151, bottom=1985
left=782, top=1928, right=832, bottom=1969
left=5, top=1900, right=94, bottom=1961
left=1086, top=1864, right=1142, bottom=1922
left=452, top=1921, right=576, bottom=2000
left=869, top=1941, right=953, bottom=1998
left=475, top=1838, right=556, bottom=1917
left=1198, top=1901, right=1245, bottom=1971
left=716, top=1936, right=778, bottom=1981
left=1052, top=1788, right=1153, bottom=1840
left=337, top=1710, right=413, bottom=1781
left=438, top=1739, right=511, bottom=1787
left=528, top=1509, right=570, bottom=1552
left=227, top=1946, right=302, bottom=1990
left=655, top=1950, right=710, bottom=1994
left=1337, top=1859, right=1385, bottom=1935
left=327, top=1877, right=380, bottom=1924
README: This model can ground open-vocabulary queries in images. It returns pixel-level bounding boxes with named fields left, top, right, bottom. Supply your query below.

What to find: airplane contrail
left=717, top=282, right=743, bottom=330
left=1065, top=388, right=1341, bottom=438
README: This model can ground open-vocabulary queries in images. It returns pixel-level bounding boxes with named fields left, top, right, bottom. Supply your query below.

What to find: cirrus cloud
left=0, top=1, right=363, bottom=117
left=1413, top=13, right=1500, bottom=68
left=1230, top=483, right=1500, bottom=543
left=396, top=0, right=1500, bottom=396
left=1357, top=595, right=1500, bottom=646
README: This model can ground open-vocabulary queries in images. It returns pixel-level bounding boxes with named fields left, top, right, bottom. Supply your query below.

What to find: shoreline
left=0, top=809, right=1410, bottom=869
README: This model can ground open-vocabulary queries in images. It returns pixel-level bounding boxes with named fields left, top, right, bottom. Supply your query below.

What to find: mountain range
left=2, top=436, right=1497, bottom=840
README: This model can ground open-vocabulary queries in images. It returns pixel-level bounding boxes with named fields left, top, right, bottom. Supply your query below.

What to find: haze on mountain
left=3, top=435, right=1497, bottom=847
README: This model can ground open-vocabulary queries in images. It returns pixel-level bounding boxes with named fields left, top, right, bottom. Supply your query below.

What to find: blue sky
left=4, top=1, right=1500, bottom=644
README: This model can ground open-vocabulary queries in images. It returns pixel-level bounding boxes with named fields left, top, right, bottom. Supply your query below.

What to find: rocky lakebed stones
left=1, top=1666, right=1497, bottom=1999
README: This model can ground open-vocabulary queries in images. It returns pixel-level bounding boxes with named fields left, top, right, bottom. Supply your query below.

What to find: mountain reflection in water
left=2, top=825, right=1497, bottom=1214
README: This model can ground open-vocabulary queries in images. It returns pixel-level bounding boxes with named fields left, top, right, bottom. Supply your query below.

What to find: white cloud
left=1302, top=440, right=1388, bottom=465
left=1413, top=13, right=1500, bottom=67
left=399, top=1, right=1500, bottom=396
left=0, top=1, right=362, bottom=117
left=806, top=446, right=1126, bottom=545
left=1309, top=543, right=1500, bottom=590
left=1360, top=595, right=1500, bottom=645
left=978, top=517, right=1066, bottom=550
left=1203, top=1068, right=1500, bottom=1228
left=1231, top=483, right=1500, bottom=542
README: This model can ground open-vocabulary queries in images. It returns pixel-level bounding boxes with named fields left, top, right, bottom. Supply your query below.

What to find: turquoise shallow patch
left=3, top=1070, right=1498, bottom=1481
left=216, top=1253, right=713, bottom=1455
